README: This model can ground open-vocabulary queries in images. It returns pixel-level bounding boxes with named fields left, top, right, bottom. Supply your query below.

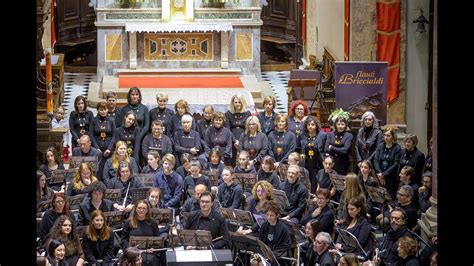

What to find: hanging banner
left=334, top=61, right=388, bottom=125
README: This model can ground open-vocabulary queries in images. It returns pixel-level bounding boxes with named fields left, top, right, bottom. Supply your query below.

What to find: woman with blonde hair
left=238, top=116, right=268, bottom=170
left=102, top=140, right=140, bottom=186
left=336, top=173, right=366, bottom=225
left=67, top=162, right=99, bottom=196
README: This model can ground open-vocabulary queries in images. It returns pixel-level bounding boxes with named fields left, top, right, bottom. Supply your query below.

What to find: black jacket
left=184, top=210, right=229, bottom=249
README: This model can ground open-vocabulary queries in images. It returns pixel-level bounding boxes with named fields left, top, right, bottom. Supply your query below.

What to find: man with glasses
left=364, top=208, right=411, bottom=266
left=184, top=191, right=229, bottom=249
left=312, top=232, right=335, bottom=265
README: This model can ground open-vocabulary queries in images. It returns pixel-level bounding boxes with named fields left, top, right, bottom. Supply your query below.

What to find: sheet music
left=175, top=250, right=213, bottom=262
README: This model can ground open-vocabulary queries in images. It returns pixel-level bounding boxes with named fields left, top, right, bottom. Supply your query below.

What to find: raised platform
left=88, top=68, right=272, bottom=114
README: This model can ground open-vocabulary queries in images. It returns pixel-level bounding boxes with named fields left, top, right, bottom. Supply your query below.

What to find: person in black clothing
left=38, top=193, right=74, bottom=245
left=258, top=95, right=277, bottom=135
left=82, top=210, right=115, bottom=264
left=149, top=92, right=175, bottom=137
left=422, top=137, right=433, bottom=174
left=288, top=99, right=309, bottom=153
left=113, top=110, right=142, bottom=161
left=301, top=116, right=327, bottom=193
left=168, top=99, right=197, bottom=137
left=333, top=196, right=372, bottom=259
left=300, top=188, right=334, bottom=234
left=396, top=236, right=419, bottom=266
left=366, top=208, right=412, bottom=266
left=398, top=166, right=419, bottom=208
left=301, top=219, right=322, bottom=266
left=374, top=126, right=402, bottom=200
left=418, top=172, right=432, bottom=216
left=39, top=146, right=65, bottom=180
left=312, top=232, right=336, bottom=265
left=108, top=161, right=145, bottom=213
left=204, top=112, right=234, bottom=165
left=72, top=135, right=102, bottom=176
left=173, top=114, right=202, bottom=164
left=217, top=166, right=244, bottom=209
left=89, top=101, right=116, bottom=179
left=184, top=191, right=229, bottom=249
left=141, top=119, right=173, bottom=160
left=197, top=104, right=214, bottom=140
left=315, top=156, right=338, bottom=198
left=78, top=181, right=114, bottom=226
left=225, top=94, right=252, bottom=166
left=268, top=113, right=296, bottom=167
left=105, top=91, right=121, bottom=127
left=377, top=185, right=418, bottom=232
left=324, top=109, right=353, bottom=176
left=238, top=116, right=269, bottom=170
left=121, top=200, right=162, bottom=265
left=140, top=150, right=161, bottom=174
left=46, top=239, right=68, bottom=266
left=183, top=160, right=211, bottom=200
left=355, top=111, right=382, bottom=171
left=279, top=165, right=308, bottom=224
left=257, top=156, right=280, bottom=189
left=234, top=150, right=257, bottom=174
left=69, top=95, right=94, bottom=147
left=258, top=200, right=291, bottom=266
left=117, top=87, right=150, bottom=141
left=182, top=184, right=220, bottom=213
left=398, top=134, right=425, bottom=187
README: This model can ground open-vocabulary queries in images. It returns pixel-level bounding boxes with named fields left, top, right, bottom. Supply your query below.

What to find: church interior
left=36, top=0, right=438, bottom=264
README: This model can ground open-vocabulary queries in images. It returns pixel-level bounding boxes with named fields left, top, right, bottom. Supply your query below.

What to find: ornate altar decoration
left=92, top=0, right=264, bottom=113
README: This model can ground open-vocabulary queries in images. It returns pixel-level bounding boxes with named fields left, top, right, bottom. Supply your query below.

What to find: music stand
left=253, top=213, right=267, bottom=228
left=201, top=169, right=219, bottom=187
left=49, top=168, right=77, bottom=186
left=329, top=173, right=346, bottom=191
left=102, top=210, right=125, bottom=229
left=135, top=173, right=155, bottom=187
left=277, top=164, right=289, bottom=181
left=365, top=186, right=392, bottom=237
left=149, top=208, right=175, bottom=226
left=129, top=236, right=166, bottom=251
left=336, top=228, right=368, bottom=260
left=233, top=173, right=257, bottom=193
left=36, top=199, right=52, bottom=213
left=131, top=187, right=151, bottom=205
left=176, top=229, right=213, bottom=248
left=104, top=188, right=123, bottom=203
left=281, top=219, right=306, bottom=246
left=229, top=232, right=280, bottom=266
left=67, top=194, right=86, bottom=211
left=180, top=211, right=190, bottom=227
left=69, top=156, right=99, bottom=172
left=76, top=225, right=88, bottom=239
left=219, top=207, right=254, bottom=226
left=273, top=189, right=290, bottom=210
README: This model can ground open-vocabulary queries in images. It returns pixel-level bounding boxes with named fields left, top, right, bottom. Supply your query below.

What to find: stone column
left=419, top=0, right=437, bottom=241
left=129, top=31, right=137, bottom=69
left=349, top=0, right=376, bottom=61
left=221, top=31, right=229, bottom=68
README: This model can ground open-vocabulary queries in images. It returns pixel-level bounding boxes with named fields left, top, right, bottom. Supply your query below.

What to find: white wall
left=312, top=0, right=345, bottom=61
left=406, top=0, right=430, bottom=154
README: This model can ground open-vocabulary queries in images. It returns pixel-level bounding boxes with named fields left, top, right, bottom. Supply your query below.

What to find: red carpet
left=119, top=76, right=244, bottom=88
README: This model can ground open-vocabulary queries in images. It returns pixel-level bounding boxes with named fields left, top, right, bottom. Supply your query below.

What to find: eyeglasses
left=397, top=192, right=409, bottom=197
